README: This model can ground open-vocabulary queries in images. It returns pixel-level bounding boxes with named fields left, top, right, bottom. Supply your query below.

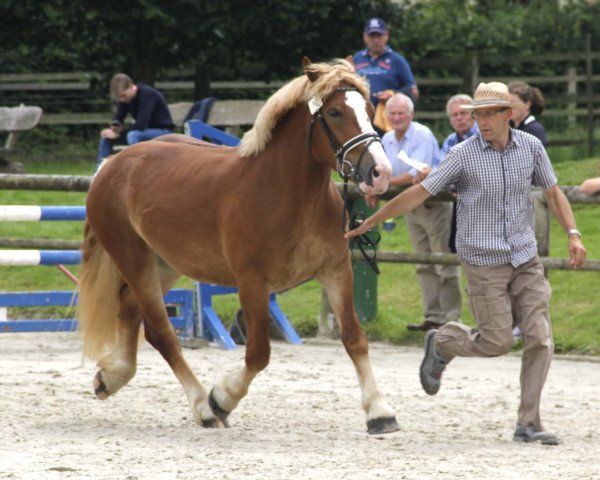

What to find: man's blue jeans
left=96, top=128, right=173, bottom=170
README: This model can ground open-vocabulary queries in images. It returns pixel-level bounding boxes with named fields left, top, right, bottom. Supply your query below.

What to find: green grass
left=1, top=148, right=599, bottom=354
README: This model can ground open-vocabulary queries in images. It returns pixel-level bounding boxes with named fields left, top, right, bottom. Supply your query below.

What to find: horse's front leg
left=320, top=262, right=400, bottom=434
left=205, top=280, right=271, bottom=426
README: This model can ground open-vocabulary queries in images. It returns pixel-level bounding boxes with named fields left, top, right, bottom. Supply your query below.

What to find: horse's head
left=304, top=57, right=392, bottom=195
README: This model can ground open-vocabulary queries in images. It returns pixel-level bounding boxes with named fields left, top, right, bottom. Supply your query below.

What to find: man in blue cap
left=353, top=17, right=419, bottom=110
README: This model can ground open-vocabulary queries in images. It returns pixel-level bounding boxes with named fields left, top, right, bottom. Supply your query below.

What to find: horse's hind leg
left=206, top=279, right=271, bottom=425
left=93, top=242, right=217, bottom=425
left=93, top=261, right=180, bottom=400
left=121, top=256, right=217, bottom=425
left=93, top=284, right=143, bottom=399
left=319, top=263, right=400, bottom=434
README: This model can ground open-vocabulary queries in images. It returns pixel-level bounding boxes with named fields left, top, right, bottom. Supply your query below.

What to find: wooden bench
left=109, top=100, right=264, bottom=152
left=39, top=99, right=265, bottom=132
left=0, top=105, right=43, bottom=172
left=204, top=99, right=264, bottom=136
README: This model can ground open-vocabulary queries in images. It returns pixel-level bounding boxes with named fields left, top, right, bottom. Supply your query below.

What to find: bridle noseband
left=308, top=87, right=381, bottom=275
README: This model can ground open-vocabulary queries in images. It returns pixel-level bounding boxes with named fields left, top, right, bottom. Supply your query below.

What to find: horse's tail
left=76, top=220, right=123, bottom=360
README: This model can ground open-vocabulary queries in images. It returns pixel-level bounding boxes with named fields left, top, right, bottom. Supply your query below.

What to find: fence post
left=567, top=66, right=577, bottom=130
left=463, top=52, right=479, bottom=94
left=532, top=191, right=550, bottom=278
left=585, top=33, right=594, bottom=157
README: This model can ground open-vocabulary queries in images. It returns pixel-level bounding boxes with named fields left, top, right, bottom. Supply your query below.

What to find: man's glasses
left=471, top=108, right=509, bottom=120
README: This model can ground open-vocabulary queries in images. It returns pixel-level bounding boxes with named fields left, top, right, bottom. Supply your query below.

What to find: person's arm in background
left=112, top=102, right=127, bottom=126
left=101, top=102, right=127, bottom=140
left=130, top=89, right=159, bottom=131
left=543, top=184, right=587, bottom=268
left=392, top=54, right=419, bottom=101
left=579, top=177, right=600, bottom=195
left=409, top=130, right=440, bottom=184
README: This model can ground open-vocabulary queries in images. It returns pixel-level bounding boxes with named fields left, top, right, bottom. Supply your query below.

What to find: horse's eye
left=327, top=108, right=342, bottom=119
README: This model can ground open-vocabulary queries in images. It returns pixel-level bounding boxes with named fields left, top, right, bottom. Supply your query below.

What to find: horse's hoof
left=93, top=371, right=110, bottom=400
left=367, top=416, right=401, bottom=435
left=208, top=389, right=231, bottom=428
left=201, top=418, right=218, bottom=428
left=201, top=417, right=230, bottom=429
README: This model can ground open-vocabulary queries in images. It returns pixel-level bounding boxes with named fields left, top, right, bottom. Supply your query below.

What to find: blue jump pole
left=0, top=205, right=86, bottom=221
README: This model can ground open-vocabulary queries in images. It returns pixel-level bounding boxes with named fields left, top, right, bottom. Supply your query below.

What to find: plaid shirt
left=421, top=129, right=557, bottom=267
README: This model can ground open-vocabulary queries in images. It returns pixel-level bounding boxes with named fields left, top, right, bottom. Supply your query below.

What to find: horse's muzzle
left=358, top=170, right=390, bottom=195
left=357, top=153, right=391, bottom=195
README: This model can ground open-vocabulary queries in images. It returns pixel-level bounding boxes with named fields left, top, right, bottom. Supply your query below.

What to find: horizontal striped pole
left=0, top=250, right=81, bottom=265
left=0, top=205, right=86, bottom=221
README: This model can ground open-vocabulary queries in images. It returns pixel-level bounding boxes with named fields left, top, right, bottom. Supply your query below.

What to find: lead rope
left=341, top=178, right=381, bottom=275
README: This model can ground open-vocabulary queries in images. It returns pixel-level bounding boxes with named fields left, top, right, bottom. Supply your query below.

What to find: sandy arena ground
left=0, top=332, right=599, bottom=480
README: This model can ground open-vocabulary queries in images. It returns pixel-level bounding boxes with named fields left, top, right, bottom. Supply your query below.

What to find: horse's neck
left=264, top=108, right=331, bottom=191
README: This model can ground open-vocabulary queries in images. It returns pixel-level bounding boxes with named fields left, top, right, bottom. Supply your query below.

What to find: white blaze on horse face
left=345, top=91, right=392, bottom=195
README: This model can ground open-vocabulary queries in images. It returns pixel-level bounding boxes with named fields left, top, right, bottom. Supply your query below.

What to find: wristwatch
left=568, top=228, right=582, bottom=238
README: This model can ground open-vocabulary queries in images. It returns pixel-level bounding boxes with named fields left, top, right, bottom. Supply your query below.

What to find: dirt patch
left=1, top=332, right=599, bottom=479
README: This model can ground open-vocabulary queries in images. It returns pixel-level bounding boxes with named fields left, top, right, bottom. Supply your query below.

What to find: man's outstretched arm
left=345, top=184, right=431, bottom=238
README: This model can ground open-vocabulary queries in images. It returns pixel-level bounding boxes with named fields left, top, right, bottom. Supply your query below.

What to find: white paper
left=397, top=150, right=428, bottom=172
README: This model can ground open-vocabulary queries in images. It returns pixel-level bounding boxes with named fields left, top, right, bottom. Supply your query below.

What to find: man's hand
left=101, top=127, right=119, bottom=139
left=376, top=90, right=394, bottom=102
left=345, top=218, right=372, bottom=239
left=569, top=237, right=587, bottom=269
left=413, top=166, right=432, bottom=184
left=411, top=86, right=420, bottom=101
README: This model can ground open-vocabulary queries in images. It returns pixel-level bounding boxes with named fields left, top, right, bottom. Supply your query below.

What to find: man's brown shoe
left=407, top=320, right=443, bottom=332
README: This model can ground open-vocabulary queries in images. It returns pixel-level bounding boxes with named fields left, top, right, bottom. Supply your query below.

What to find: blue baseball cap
left=364, top=17, right=387, bottom=34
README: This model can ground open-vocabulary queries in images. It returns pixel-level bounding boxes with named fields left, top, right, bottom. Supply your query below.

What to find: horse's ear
left=303, top=57, right=319, bottom=83
left=345, top=56, right=355, bottom=68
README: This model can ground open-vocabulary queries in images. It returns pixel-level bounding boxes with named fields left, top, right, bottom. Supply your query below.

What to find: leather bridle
left=307, top=87, right=382, bottom=275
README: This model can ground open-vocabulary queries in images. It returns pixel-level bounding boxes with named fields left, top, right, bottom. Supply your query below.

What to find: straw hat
left=460, top=82, right=522, bottom=110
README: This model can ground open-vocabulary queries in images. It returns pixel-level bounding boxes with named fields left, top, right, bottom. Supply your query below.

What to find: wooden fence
left=1, top=173, right=599, bottom=268
left=1, top=174, right=599, bottom=339
left=2, top=43, right=600, bottom=151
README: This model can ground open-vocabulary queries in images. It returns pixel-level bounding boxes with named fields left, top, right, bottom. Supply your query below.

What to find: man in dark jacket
left=96, top=73, right=175, bottom=170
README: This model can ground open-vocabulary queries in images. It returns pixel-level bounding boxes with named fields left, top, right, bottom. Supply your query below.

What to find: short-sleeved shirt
left=113, top=83, right=175, bottom=131
left=353, top=47, right=417, bottom=106
left=381, top=121, right=440, bottom=177
left=421, top=129, right=557, bottom=267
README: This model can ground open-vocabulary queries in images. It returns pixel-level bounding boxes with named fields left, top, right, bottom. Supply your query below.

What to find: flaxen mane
left=239, top=59, right=369, bottom=157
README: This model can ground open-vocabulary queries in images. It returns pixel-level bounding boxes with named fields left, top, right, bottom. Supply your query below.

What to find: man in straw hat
left=345, top=81, right=587, bottom=445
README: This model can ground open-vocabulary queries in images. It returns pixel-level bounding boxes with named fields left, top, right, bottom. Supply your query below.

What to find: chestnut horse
left=77, top=58, right=400, bottom=434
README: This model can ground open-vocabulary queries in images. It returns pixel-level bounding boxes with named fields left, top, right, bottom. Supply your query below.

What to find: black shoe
left=419, top=330, right=447, bottom=395
left=407, top=320, right=443, bottom=332
left=513, top=423, right=560, bottom=445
